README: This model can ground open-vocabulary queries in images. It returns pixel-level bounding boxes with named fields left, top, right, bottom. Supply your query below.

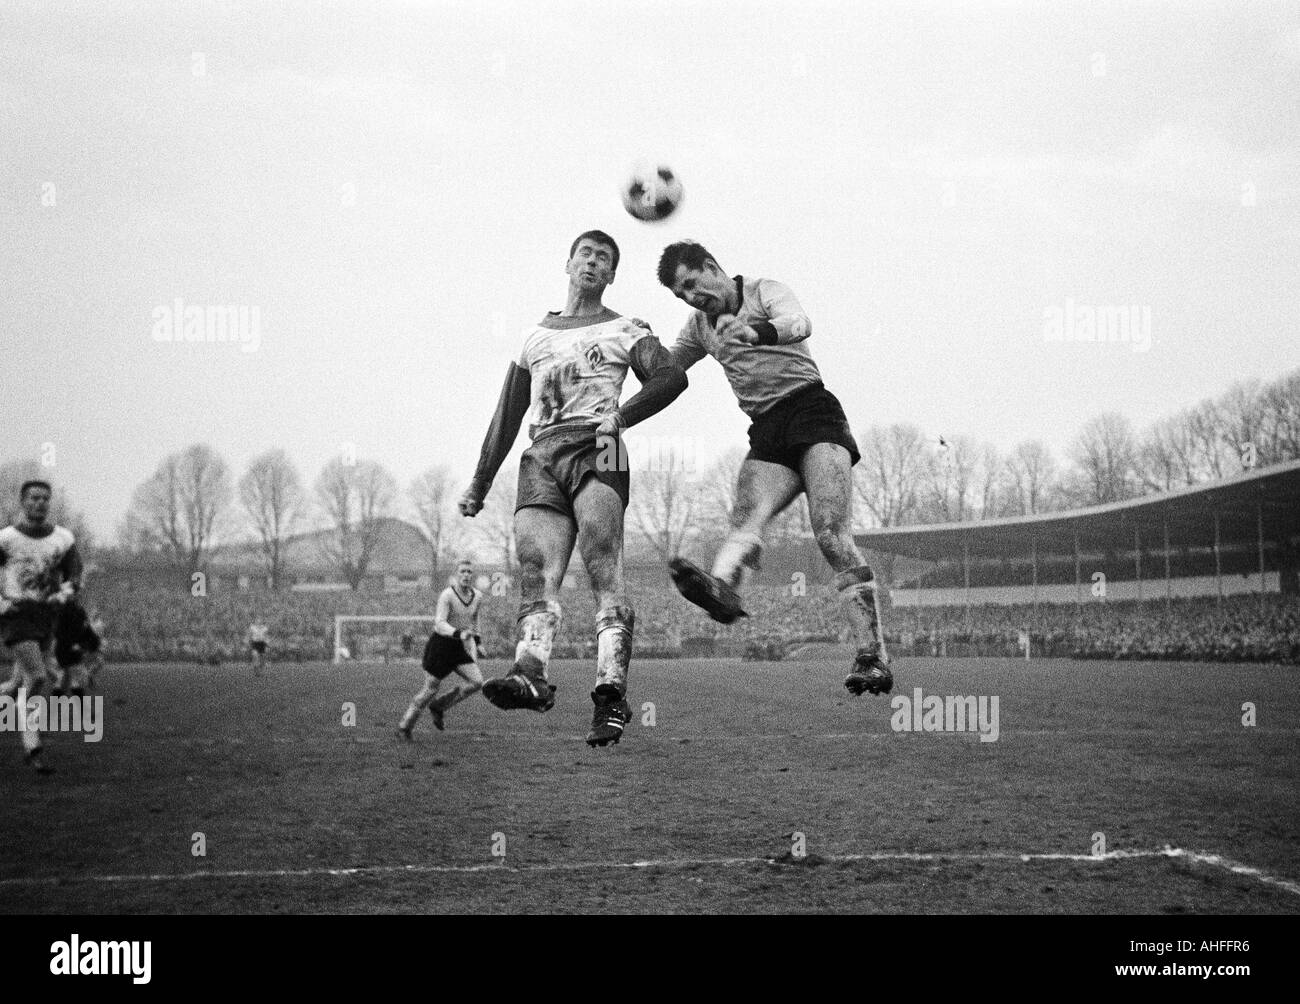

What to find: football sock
left=594, top=605, right=635, bottom=696
left=515, top=600, right=562, bottom=680
left=710, top=531, right=763, bottom=591
left=834, top=564, right=888, bottom=662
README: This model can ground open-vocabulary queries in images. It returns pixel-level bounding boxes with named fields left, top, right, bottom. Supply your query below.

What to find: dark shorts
left=55, top=634, right=100, bottom=669
left=249, top=641, right=267, bottom=655
left=516, top=424, right=630, bottom=519
left=0, top=602, right=56, bottom=650
left=422, top=632, right=476, bottom=679
left=745, top=382, right=861, bottom=471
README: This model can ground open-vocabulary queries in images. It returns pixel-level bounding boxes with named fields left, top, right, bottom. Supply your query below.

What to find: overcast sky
left=2, top=0, right=1298, bottom=541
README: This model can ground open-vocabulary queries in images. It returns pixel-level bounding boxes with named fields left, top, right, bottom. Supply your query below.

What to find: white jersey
left=0, top=524, right=79, bottom=604
left=247, top=623, right=270, bottom=644
left=517, top=308, right=652, bottom=437
left=438, top=586, right=482, bottom=635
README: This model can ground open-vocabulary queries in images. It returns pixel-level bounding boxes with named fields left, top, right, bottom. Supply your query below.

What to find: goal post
left=333, top=615, right=440, bottom=664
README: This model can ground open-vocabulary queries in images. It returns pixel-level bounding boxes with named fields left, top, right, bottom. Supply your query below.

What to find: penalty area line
left=3, top=846, right=1297, bottom=897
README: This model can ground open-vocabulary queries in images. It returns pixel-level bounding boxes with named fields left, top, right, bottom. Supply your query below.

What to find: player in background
left=656, top=241, right=892, bottom=698
left=458, top=230, right=688, bottom=746
left=246, top=621, right=270, bottom=676
left=0, top=480, right=83, bottom=774
left=398, top=559, right=487, bottom=738
left=52, top=598, right=104, bottom=696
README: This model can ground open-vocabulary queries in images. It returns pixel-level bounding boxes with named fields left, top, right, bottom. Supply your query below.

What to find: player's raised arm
left=459, top=362, right=531, bottom=516
left=603, top=333, right=687, bottom=433
left=752, top=279, right=811, bottom=345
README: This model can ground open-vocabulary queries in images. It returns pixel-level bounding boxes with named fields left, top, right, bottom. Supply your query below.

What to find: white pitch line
left=454, top=728, right=1300, bottom=742
left=3, top=846, right=1296, bottom=898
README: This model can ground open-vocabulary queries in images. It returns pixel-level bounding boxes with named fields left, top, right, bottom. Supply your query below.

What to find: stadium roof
left=855, top=459, right=1300, bottom=562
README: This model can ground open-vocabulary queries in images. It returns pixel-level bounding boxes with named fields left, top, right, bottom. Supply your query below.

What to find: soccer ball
left=621, top=163, right=684, bottom=222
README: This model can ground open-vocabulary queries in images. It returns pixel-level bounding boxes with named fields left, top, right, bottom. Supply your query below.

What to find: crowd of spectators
left=45, top=578, right=1300, bottom=666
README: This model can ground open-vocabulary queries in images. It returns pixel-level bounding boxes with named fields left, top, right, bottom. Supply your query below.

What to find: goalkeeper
left=398, top=560, right=487, bottom=738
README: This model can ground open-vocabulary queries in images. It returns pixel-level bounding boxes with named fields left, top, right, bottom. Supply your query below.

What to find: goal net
left=333, top=615, right=439, bottom=664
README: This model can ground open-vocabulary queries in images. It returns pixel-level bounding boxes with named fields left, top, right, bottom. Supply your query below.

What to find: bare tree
left=1260, top=368, right=1300, bottom=462
left=126, top=445, right=231, bottom=570
left=1067, top=413, right=1138, bottom=505
left=629, top=452, right=697, bottom=560
left=696, top=446, right=747, bottom=537
left=1136, top=415, right=1198, bottom=492
left=239, top=449, right=303, bottom=589
left=314, top=457, right=397, bottom=590
left=921, top=434, right=979, bottom=522
left=1000, top=440, right=1060, bottom=516
left=1184, top=398, right=1228, bottom=481
left=0, top=458, right=94, bottom=547
left=409, top=465, right=460, bottom=586
left=472, top=471, right=517, bottom=575
left=1217, top=378, right=1266, bottom=472
left=976, top=444, right=1002, bottom=519
left=852, top=423, right=926, bottom=528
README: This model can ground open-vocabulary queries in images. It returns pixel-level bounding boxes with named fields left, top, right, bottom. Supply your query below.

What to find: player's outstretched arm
left=460, top=362, right=531, bottom=516
left=613, top=335, right=688, bottom=430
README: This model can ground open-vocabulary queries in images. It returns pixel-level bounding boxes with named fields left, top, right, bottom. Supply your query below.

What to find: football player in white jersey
left=0, top=480, right=83, bottom=774
left=398, top=560, right=487, bottom=737
left=458, top=230, right=687, bottom=746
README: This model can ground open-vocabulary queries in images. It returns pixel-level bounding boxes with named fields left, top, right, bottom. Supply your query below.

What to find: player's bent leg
left=801, top=442, right=892, bottom=696
left=711, top=458, right=803, bottom=591
left=435, top=661, right=485, bottom=717
left=398, top=676, right=443, bottom=738
left=671, top=458, right=802, bottom=624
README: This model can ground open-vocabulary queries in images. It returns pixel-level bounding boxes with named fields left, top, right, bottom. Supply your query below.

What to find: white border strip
left=3, top=846, right=1296, bottom=897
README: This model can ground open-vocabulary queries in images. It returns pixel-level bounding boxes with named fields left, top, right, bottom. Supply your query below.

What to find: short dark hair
left=456, top=559, right=473, bottom=569
left=657, top=240, right=721, bottom=288
left=19, top=479, right=52, bottom=499
left=569, top=230, right=620, bottom=272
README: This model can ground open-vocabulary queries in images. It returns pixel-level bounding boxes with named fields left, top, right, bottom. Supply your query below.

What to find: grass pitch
left=2, top=656, right=1297, bottom=913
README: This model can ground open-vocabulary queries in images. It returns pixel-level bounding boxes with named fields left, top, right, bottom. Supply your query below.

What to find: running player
left=398, top=560, right=486, bottom=738
left=458, top=230, right=687, bottom=746
left=246, top=621, right=269, bottom=675
left=0, top=480, right=83, bottom=774
left=656, top=241, right=892, bottom=697
left=52, top=597, right=104, bottom=696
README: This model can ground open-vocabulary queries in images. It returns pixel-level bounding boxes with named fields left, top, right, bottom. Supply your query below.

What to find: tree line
left=2, top=367, right=1295, bottom=588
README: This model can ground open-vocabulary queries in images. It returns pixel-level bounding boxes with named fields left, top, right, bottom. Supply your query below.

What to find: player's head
left=455, top=559, right=474, bottom=589
left=18, top=480, right=52, bottom=525
left=566, top=230, right=619, bottom=292
left=658, top=240, right=732, bottom=314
